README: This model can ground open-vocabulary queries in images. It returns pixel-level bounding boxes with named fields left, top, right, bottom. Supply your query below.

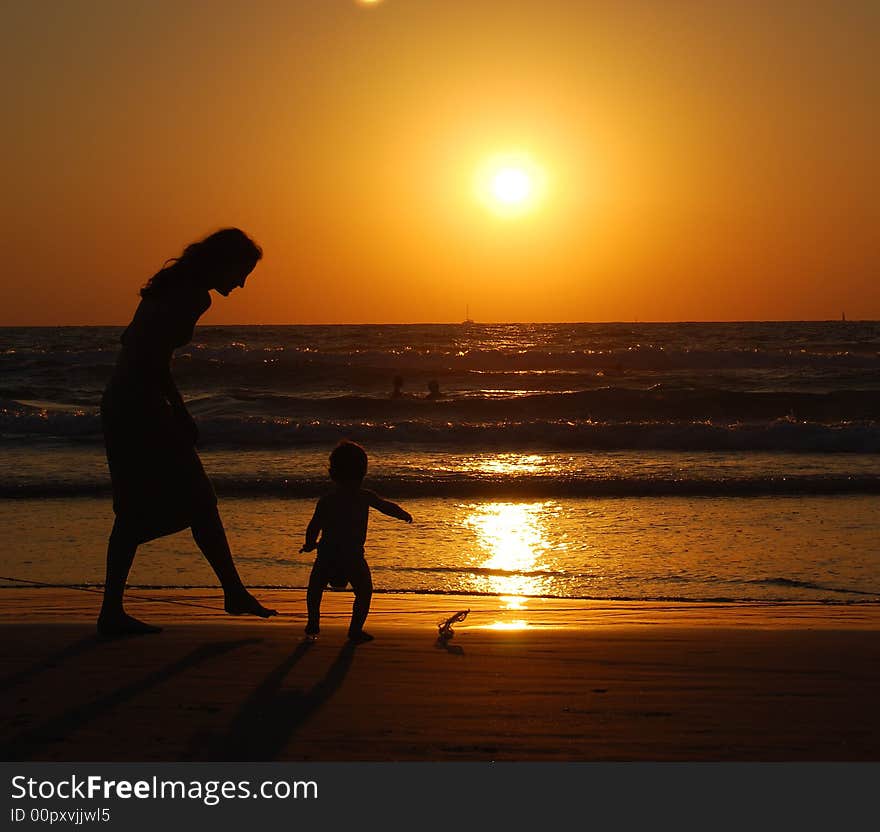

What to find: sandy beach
left=2, top=588, right=880, bottom=762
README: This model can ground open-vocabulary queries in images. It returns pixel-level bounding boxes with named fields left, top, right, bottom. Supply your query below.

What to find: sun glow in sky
left=475, top=152, right=546, bottom=218
left=1, top=1, right=878, bottom=323
left=492, top=168, right=531, bottom=204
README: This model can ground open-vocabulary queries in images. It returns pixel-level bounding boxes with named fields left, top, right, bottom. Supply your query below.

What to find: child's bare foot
left=347, top=630, right=374, bottom=644
left=97, top=612, right=162, bottom=637
left=224, top=591, right=277, bottom=618
left=304, top=625, right=319, bottom=642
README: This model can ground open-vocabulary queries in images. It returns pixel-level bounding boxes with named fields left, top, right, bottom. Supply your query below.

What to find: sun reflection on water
left=486, top=620, right=529, bottom=630
left=461, top=454, right=548, bottom=476
left=463, top=500, right=559, bottom=623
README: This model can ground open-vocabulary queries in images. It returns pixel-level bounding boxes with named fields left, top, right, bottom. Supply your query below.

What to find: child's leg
left=306, top=561, right=328, bottom=634
left=347, top=558, right=373, bottom=638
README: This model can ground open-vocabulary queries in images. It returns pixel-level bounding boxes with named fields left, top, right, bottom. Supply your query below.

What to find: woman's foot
left=97, top=611, right=162, bottom=637
left=224, top=591, right=277, bottom=618
left=347, top=630, right=374, bottom=644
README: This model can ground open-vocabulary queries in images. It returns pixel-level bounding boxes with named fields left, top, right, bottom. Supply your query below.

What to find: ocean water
left=1, top=322, right=878, bottom=603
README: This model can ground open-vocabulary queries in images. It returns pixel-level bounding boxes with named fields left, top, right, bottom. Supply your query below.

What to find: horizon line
left=0, top=318, right=878, bottom=328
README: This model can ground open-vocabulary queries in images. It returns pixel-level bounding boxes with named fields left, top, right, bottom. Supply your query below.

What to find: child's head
left=329, top=440, right=368, bottom=485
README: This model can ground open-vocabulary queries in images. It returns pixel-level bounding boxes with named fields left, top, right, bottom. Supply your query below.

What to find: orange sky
left=1, top=0, right=877, bottom=324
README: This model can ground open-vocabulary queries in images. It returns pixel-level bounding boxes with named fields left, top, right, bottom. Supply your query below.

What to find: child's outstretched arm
left=366, top=490, right=413, bottom=523
left=300, top=502, right=323, bottom=553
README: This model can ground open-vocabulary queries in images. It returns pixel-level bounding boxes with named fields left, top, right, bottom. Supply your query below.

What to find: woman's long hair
left=140, top=228, right=262, bottom=298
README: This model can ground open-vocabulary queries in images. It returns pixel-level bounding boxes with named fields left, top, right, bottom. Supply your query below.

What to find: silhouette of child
left=299, top=441, right=412, bottom=643
left=426, top=379, right=443, bottom=399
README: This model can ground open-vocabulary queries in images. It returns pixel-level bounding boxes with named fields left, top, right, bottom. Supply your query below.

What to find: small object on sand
left=438, top=609, right=469, bottom=641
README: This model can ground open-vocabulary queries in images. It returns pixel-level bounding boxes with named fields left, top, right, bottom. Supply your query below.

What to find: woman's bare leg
left=97, top=519, right=162, bottom=635
left=191, top=506, right=277, bottom=617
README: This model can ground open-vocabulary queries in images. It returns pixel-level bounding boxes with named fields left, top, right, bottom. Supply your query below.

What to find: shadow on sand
left=1, top=633, right=105, bottom=691
left=2, top=638, right=260, bottom=760
left=436, top=636, right=464, bottom=655
left=189, top=639, right=359, bottom=760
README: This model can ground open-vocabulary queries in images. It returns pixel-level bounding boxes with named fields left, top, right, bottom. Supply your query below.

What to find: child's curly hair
left=329, top=440, right=368, bottom=483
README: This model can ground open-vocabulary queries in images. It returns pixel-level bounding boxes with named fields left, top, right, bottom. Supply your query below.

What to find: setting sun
left=475, top=152, right=546, bottom=217
left=491, top=167, right=532, bottom=204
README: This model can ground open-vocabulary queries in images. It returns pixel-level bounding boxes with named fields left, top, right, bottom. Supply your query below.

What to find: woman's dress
left=101, top=283, right=216, bottom=542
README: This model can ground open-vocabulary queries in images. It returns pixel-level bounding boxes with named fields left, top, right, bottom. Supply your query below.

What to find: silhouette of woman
left=98, top=228, right=277, bottom=636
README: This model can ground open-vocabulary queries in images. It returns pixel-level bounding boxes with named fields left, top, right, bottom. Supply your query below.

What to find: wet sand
left=2, top=588, right=880, bottom=761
